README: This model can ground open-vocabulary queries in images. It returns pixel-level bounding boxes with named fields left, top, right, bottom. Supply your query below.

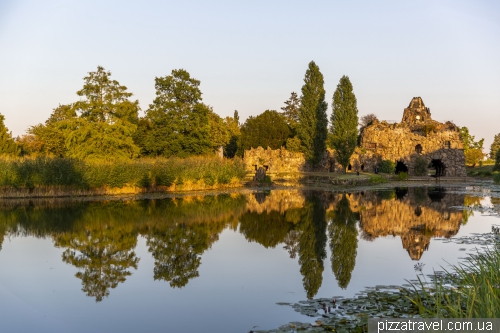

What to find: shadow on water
left=0, top=187, right=466, bottom=301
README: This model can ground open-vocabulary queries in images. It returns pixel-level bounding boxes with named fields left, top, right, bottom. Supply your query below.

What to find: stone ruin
left=244, top=97, right=466, bottom=177
left=357, top=97, right=466, bottom=176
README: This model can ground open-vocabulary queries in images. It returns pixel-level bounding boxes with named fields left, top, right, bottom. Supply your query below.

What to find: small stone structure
left=244, top=97, right=466, bottom=177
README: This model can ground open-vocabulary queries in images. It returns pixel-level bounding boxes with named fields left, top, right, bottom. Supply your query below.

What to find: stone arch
left=415, top=144, right=422, bottom=154
left=431, top=159, right=446, bottom=177
left=348, top=164, right=352, bottom=171
left=360, top=164, right=364, bottom=171
left=395, top=161, right=408, bottom=174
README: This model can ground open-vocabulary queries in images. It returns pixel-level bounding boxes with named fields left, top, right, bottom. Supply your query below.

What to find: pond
left=0, top=187, right=497, bottom=333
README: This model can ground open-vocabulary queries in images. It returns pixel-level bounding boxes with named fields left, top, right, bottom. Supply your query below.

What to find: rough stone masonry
left=244, top=97, right=466, bottom=177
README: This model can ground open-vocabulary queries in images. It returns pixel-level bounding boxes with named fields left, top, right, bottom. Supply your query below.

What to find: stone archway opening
left=348, top=164, right=352, bottom=171
left=395, top=161, right=408, bottom=174
left=431, top=159, right=446, bottom=177
left=360, top=164, right=364, bottom=171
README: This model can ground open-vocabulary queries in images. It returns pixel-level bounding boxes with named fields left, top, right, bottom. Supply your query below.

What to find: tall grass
left=411, top=246, right=500, bottom=318
left=0, top=156, right=246, bottom=196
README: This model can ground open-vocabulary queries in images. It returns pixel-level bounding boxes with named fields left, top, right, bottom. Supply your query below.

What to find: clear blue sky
left=1, top=0, right=499, bottom=152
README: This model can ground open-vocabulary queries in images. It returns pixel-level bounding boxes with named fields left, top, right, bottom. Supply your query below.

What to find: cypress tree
left=297, top=61, right=328, bottom=166
left=330, top=76, right=359, bottom=173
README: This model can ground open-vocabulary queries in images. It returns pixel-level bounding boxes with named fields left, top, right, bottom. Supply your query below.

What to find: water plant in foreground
left=410, top=245, right=500, bottom=318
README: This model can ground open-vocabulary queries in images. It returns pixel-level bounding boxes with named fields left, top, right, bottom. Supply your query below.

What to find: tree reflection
left=239, top=210, right=293, bottom=248
left=54, top=205, right=139, bottom=302
left=297, top=195, right=327, bottom=299
left=146, top=221, right=223, bottom=288
left=329, top=194, right=359, bottom=289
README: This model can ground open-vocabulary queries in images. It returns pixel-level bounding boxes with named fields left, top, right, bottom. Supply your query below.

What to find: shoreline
left=0, top=175, right=497, bottom=202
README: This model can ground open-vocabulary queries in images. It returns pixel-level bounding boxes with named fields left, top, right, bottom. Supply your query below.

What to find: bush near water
left=0, top=156, right=246, bottom=192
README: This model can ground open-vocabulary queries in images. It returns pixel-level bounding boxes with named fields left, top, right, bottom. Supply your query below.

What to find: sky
left=0, top=0, right=499, bottom=152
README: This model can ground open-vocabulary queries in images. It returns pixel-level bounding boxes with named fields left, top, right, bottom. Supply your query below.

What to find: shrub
left=396, top=172, right=408, bottom=181
left=378, top=160, right=395, bottom=174
left=494, top=149, right=500, bottom=171
left=494, top=173, right=500, bottom=184
left=369, top=175, right=387, bottom=184
left=414, top=157, right=428, bottom=176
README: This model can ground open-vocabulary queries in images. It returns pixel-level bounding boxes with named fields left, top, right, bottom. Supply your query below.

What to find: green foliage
left=460, top=126, right=485, bottom=166
left=297, top=61, right=328, bottom=166
left=494, top=149, right=500, bottom=172
left=141, top=69, right=221, bottom=157
left=422, top=123, right=435, bottom=136
left=378, top=160, right=395, bottom=174
left=460, top=126, right=484, bottom=151
left=239, top=110, right=291, bottom=151
left=411, top=246, right=500, bottom=318
left=0, top=113, right=19, bottom=156
left=223, top=111, right=240, bottom=158
left=493, top=173, right=500, bottom=184
left=65, top=66, right=140, bottom=160
left=285, top=137, right=302, bottom=152
left=329, top=76, right=359, bottom=173
left=396, top=172, right=409, bottom=181
left=376, top=189, right=396, bottom=200
left=281, top=91, right=301, bottom=133
left=414, top=157, right=428, bottom=176
left=0, top=156, right=246, bottom=191
left=329, top=194, right=358, bottom=289
left=490, top=133, right=500, bottom=160
left=368, top=175, right=387, bottom=184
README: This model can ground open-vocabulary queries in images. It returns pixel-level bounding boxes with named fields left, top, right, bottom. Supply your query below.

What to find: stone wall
left=243, top=146, right=341, bottom=174
left=243, top=97, right=466, bottom=177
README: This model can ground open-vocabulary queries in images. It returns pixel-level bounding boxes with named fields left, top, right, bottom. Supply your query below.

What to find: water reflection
left=0, top=187, right=466, bottom=301
left=328, top=194, right=359, bottom=289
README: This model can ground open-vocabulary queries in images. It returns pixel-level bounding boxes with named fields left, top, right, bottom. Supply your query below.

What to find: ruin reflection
left=352, top=187, right=464, bottom=260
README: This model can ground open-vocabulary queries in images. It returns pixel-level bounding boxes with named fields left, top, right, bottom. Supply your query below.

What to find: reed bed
left=0, top=156, right=246, bottom=197
left=411, top=245, right=500, bottom=318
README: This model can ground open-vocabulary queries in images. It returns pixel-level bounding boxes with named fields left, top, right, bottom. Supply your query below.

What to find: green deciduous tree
left=0, top=113, right=19, bottom=156
left=141, top=69, right=221, bottom=157
left=329, top=76, right=359, bottom=173
left=297, top=61, right=328, bottom=165
left=239, top=110, right=291, bottom=151
left=66, top=66, right=140, bottom=160
left=459, top=127, right=484, bottom=167
left=494, top=149, right=500, bottom=172
left=490, top=133, right=500, bottom=160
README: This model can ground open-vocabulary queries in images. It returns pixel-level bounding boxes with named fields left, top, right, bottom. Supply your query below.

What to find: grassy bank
left=0, top=156, right=246, bottom=197
left=412, top=245, right=500, bottom=318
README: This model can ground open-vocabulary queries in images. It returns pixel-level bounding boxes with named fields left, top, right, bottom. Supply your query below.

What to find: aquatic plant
left=411, top=245, right=500, bottom=318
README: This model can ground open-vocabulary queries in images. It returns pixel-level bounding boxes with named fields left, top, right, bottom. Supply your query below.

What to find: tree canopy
left=281, top=92, right=301, bottom=133
left=297, top=61, right=328, bottom=166
left=460, top=126, right=484, bottom=167
left=139, top=69, right=226, bottom=157
left=0, top=113, right=19, bottom=156
left=65, top=66, right=140, bottom=160
left=490, top=133, right=500, bottom=160
left=329, top=76, right=359, bottom=173
left=239, top=110, right=291, bottom=151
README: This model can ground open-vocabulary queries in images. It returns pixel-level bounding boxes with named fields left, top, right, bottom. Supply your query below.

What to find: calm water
left=0, top=187, right=496, bottom=333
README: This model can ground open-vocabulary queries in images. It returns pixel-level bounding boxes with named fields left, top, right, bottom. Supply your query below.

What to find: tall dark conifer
left=298, top=61, right=328, bottom=165
left=330, top=76, right=359, bottom=173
